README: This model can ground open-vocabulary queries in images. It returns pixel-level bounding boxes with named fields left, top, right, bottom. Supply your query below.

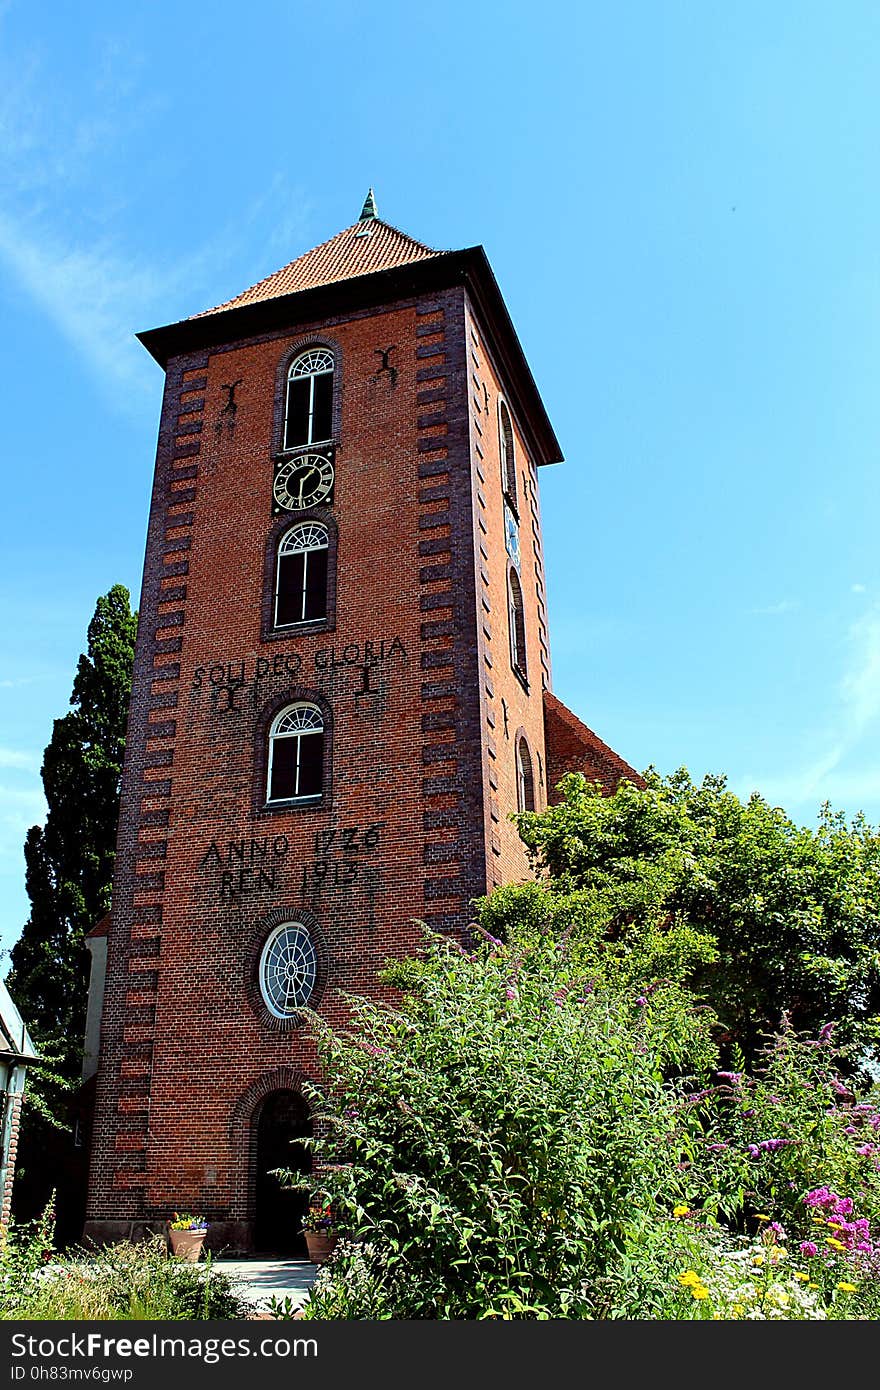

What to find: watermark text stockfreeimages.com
left=10, top=1332, right=316, bottom=1369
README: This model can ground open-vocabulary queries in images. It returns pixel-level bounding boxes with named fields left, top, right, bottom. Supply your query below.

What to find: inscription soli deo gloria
left=191, top=636, right=407, bottom=701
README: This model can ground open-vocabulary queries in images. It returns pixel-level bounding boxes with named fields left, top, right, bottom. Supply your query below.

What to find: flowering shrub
left=299, top=930, right=705, bottom=1320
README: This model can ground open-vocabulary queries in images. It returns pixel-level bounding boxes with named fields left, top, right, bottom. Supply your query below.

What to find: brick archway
left=229, top=1067, right=309, bottom=1221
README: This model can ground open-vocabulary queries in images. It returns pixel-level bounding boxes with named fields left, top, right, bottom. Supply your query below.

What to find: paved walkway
left=214, top=1257, right=318, bottom=1315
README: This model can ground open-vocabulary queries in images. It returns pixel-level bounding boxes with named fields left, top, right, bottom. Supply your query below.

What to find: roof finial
left=359, top=187, right=379, bottom=222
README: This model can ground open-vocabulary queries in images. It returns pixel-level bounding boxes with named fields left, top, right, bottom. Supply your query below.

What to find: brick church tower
left=83, top=194, right=638, bottom=1250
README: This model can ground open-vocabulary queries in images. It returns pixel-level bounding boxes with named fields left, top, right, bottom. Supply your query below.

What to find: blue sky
left=1, top=1, right=879, bottom=953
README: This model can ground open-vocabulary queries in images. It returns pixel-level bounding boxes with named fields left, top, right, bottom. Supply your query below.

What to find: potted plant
left=168, top=1213, right=208, bottom=1261
left=301, top=1199, right=337, bottom=1264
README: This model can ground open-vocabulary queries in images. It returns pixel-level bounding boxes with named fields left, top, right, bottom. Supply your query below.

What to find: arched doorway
left=253, top=1089, right=312, bottom=1255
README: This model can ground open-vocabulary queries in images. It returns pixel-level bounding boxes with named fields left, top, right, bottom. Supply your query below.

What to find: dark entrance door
left=254, top=1090, right=312, bottom=1255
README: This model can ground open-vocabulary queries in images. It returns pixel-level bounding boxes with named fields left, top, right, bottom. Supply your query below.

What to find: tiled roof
left=196, top=219, right=441, bottom=319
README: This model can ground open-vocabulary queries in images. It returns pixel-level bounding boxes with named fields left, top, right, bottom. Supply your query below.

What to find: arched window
left=499, top=400, right=518, bottom=512
left=259, top=923, right=318, bottom=1017
left=516, top=738, right=536, bottom=812
left=284, top=348, right=334, bottom=450
left=275, top=523, right=329, bottom=627
left=267, top=703, right=324, bottom=803
left=508, top=568, right=528, bottom=681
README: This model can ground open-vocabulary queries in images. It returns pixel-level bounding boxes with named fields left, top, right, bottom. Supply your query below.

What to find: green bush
left=0, top=1212, right=247, bottom=1320
left=296, top=930, right=712, bottom=1319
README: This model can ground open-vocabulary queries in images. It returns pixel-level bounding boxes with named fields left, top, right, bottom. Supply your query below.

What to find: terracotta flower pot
left=304, top=1231, right=337, bottom=1264
left=169, top=1228, right=207, bottom=1261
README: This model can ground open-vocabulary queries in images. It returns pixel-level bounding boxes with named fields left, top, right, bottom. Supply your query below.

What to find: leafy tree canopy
left=506, top=770, right=880, bottom=1071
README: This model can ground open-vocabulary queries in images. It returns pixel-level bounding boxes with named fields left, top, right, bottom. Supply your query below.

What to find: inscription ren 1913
left=198, top=825, right=384, bottom=903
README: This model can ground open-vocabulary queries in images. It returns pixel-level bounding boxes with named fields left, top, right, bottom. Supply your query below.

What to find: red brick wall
left=86, top=285, right=497, bottom=1239
left=462, top=303, right=551, bottom=891
left=543, top=690, right=644, bottom=799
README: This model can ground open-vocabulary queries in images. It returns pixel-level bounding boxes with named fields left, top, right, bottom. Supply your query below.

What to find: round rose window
left=259, top=923, right=318, bottom=1018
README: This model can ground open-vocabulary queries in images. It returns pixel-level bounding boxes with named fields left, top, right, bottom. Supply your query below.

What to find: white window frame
left=516, top=737, right=535, bottom=812
left=259, top=922, right=318, bottom=1017
left=266, top=702, right=324, bottom=803
left=284, top=348, right=334, bottom=448
left=274, top=522, right=329, bottom=628
left=498, top=398, right=518, bottom=512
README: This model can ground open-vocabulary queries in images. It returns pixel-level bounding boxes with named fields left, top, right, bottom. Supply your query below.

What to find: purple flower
left=475, top=925, right=503, bottom=948
left=707, top=1142, right=729, bottom=1152
left=635, top=997, right=648, bottom=1008
left=804, top=1188, right=832, bottom=1208
left=747, top=1144, right=760, bottom=1158
left=818, top=1022, right=834, bottom=1042
left=856, top=1145, right=876, bottom=1157
left=716, top=1071, right=743, bottom=1084
left=505, top=987, right=518, bottom=1000
left=799, top=1242, right=818, bottom=1257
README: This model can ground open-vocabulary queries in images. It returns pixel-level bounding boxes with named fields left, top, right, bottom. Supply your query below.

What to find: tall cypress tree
left=6, top=585, right=136, bottom=1228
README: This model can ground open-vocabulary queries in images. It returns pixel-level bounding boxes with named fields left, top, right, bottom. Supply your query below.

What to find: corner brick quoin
left=81, top=211, right=638, bottom=1252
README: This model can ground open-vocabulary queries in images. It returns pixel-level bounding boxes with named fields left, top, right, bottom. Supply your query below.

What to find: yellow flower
left=691, top=1286, right=709, bottom=1300
left=677, top=1270, right=700, bottom=1287
left=673, top=1205, right=689, bottom=1218
left=733, top=1304, right=745, bottom=1316
left=836, top=1282, right=857, bottom=1294
left=808, top=1282, right=820, bottom=1289
left=826, top=1237, right=847, bottom=1251
left=752, top=1253, right=765, bottom=1265
left=754, top=1214, right=771, bottom=1222
left=794, top=1272, right=809, bottom=1282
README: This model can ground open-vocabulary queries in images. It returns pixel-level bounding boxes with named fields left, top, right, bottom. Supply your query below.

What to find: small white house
left=0, top=978, right=38, bottom=1224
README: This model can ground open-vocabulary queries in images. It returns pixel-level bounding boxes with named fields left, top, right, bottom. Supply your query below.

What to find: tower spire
left=359, top=187, right=379, bottom=222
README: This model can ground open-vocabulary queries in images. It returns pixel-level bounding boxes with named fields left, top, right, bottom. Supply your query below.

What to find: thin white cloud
left=750, top=599, right=799, bottom=616
left=742, top=602, right=880, bottom=818
left=0, top=213, right=174, bottom=393
left=852, top=583, right=867, bottom=594
left=0, top=748, right=37, bottom=770
left=0, top=675, right=48, bottom=690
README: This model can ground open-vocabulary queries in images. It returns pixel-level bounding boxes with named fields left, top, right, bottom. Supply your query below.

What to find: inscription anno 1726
left=199, top=824, right=384, bottom=903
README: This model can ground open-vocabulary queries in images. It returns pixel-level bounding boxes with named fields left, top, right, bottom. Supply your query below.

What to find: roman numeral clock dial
left=273, top=452, right=335, bottom=513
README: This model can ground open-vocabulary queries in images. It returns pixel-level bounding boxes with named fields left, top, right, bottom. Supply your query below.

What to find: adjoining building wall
left=543, top=690, right=644, bottom=799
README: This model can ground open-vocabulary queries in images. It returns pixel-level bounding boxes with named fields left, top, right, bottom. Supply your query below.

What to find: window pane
left=311, top=370, right=333, bottom=442
left=303, top=547, right=328, bottom=621
left=276, top=553, right=306, bottom=626
left=285, top=377, right=310, bottom=448
left=297, top=732, right=323, bottom=796
left=269, top=736, right=298, bottom=801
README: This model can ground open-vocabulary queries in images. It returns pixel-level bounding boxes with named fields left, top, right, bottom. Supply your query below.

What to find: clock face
left=273, top=453, right=335, bottom=512
left=504, top=503, right=521, bottom=568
